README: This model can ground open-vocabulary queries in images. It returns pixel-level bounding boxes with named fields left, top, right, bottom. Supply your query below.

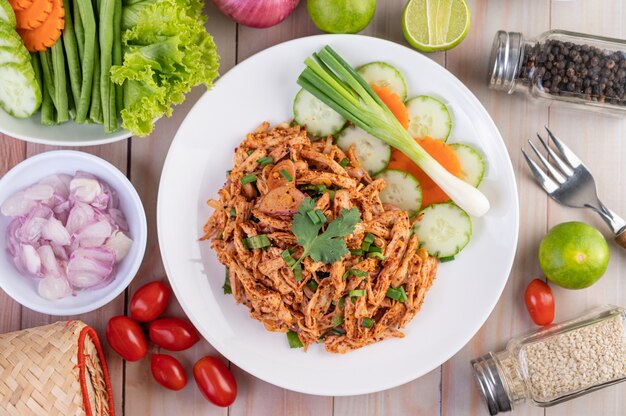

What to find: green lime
left=402, top=0, right=471, bottom=52
left=307, top=0, right=376, bottom=34
left=539, top=222, right=610, bottom=289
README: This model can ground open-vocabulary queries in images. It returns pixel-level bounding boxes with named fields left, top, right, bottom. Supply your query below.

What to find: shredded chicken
left=202, top=123, right=438, bottom=353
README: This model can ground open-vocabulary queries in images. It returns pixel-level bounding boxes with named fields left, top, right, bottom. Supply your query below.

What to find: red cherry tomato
left=193, top=356, right=237, bottom=407
left=149, top=317, right=200, bottom=351
left=524, top=279, right=555, bottom=325
left=106, top=316, right=148, bottom=361
left=130, top=281, right=172, bottom=322
left=151, top=354, right=187, bottom=391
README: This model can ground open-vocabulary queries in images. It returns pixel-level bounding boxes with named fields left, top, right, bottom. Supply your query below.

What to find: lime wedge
left=402, top=0, right=471, bottom=52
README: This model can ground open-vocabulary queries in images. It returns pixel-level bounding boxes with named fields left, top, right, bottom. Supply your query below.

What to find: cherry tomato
left=106, top=316, right=148, bottom=361
left=524, top=279, right=555, bottom=325
left=151, top=354, right=187, bottom=391
left=130, top=281, right=172, bottom=322
left=149, top=317, right=200, bottom=351
left=193, top=356, right=237, bottom=407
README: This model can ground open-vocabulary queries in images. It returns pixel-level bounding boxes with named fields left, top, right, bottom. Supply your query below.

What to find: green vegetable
left=287, top=330, right=303, bottom=348
left=349, top=249, right=363, bottom=256
left=331, top=314, right=343, bottom=327
left=229, top=207, right=236, bottom=217
left=0, top=0, right=16, bottom=28
left=50, top=42, right=69, bottom=123
left=240, top=174, right=257, bottom=185
left=293, top=263, right=303, bottom=282
left=280, top=169, right=293, bottom=182
left=342, top=268, right=367, bottom=281
left=291, top=198, right=361, bottom=267
left=76, top=0, right=97, bottom=123
left=386, top=286, right=408, bottom=302
left=339, top=157, right=350, bottom=168
left=110, top=0, right=219, bottom=136
left=99, top=0, right=118, bottom=132
left=307, top=280, right=318, bottom=292
left=243, top=234, right=271, bottom=250
left=367, top=252, right=387, bottom=261
left=223, top=269, right=232, bottom=294
left=349, top=289, right=366, bottom=297
left=62, top=0, right=83, bottom=110
left=113, top=0, right=123, bottom=116
left=281, top=249, right=297, bottom=267
left=361, top=317, right=374, bottom=328
left=297, top=46, right=490, bottom=218
left=257, top=156, right=274, bottom=166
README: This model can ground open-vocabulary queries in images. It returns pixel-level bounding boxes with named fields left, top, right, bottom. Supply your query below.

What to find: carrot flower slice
left=15, top=0, right=53, bottom=29
left=16, top=0, right=63, bottom=51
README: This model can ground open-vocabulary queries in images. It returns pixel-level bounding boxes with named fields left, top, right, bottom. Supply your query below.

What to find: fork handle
left=615, top=230, right=626, bottom=249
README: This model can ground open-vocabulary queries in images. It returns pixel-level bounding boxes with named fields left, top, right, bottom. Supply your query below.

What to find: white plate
left=0, top=111, right=130, bottom=146
left=157, top=35, right=519, bottom=396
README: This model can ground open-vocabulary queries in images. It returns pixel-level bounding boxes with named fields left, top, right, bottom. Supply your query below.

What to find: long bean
left=75, top=0, right=96, bottom=123
left=62, top=0, right=82, bottom=109
left=89, top=44, right=103, bottom=123
left=51, top=41, right=69, bottom=123
left=73, top=0, right=84, bottom=62
left=37, top=52, right=57, bottom=125
left=99, top=0, right=116, bottom=132
left=112, top=0, right=123, bottom=119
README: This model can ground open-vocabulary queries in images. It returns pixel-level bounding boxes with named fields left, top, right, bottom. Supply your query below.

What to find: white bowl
left=0, top=113, right=131, bottom=146
left=0, top=151, right=147, bottom=315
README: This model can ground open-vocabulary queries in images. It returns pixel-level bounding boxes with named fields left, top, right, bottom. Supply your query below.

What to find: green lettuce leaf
left=111, top=0, right=219, bottom=136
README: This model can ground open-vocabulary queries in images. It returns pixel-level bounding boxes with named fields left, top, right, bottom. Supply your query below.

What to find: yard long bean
left=99, top=0, right=117, bottom=132
left=89, top=44, right=103, bottom=123
left=75, top=0, right=96, bottom=123
left=73, top=0, right=84, bottom=62
left=62, top=0, right=82, bottom=108
left=51, top=41, right=69, bottom=123
left=37, top=51, right=57, bottom=125
left=112, top=0, right=123, bottom=118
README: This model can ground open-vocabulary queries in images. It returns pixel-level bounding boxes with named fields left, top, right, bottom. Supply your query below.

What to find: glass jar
left=471, top=305, right=626, bottom=415
left=488, top=30, right=626, bottom=112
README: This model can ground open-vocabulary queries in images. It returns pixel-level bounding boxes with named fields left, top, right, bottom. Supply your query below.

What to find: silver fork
left=522, top=126, right=626, bottom=248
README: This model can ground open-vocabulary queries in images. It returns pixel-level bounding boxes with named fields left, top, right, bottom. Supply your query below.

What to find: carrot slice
left=387, top=136, right=462, bottom=207
left=8, top=0, right=33, bottom=12
left=370, top=84, right=409, bottom=129
left=16, top=0, right=63, bottom=52
left=15, top=0, right=53, bottom=29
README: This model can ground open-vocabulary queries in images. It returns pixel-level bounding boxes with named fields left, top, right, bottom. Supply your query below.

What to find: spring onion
left=257, top=156, right=274, bottom=166
left=367, top=252, right=387, bottom=261
left=349, top=289, right=366, bottom=297
left=339, top=158, right=350, bottom=168
left=368, top=246, right=382, bottom=254
left=338, top=297, right=345, bottom=308
left=342, top=269, right=368, bottom=281
left=386, top=286, right=408, bottom=302
left=297, top=46, right=490, bottom=217
left=294, top=263, right=303, bottom=282
left=281, top=249, right=297, bottom=267
left=223, top=269, right=232, bottom=295
left=332, top=314, right=343, bottom=327
left=307, top=210, right=322, bottom=224
left=243, top=235, right=271, bottom=250
left=350, top=249, right=363, bottom=257
left=287, top=330, right=303, bottom=348
left=362, top=317, right=375, bottom=328
left=229, top=207, right=236, bottom=217
left=439, top=255, right=456, bottom=263
left=307, top=279, right=318, bottom=292
left=240, top=174, right=257, bottom=185
left=280, top=169, right=293, bottom=182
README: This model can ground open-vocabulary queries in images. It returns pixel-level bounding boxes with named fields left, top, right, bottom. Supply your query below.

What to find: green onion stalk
left=297, top=46, right=490, bottom=217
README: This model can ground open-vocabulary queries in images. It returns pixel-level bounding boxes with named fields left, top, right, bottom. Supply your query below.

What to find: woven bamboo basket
left=0, top=320, right=115, bottom=416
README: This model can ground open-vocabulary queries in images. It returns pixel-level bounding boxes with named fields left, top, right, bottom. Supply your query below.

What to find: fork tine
left=535, top=133, right=574, bottom=177
left=544, top=126, right=582, bottom=168
left=527, top=140, right=566, bottom=184
left=522, top=149, right=560, bottom=193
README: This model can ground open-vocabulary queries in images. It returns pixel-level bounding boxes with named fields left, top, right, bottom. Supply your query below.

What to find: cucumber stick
left=413, top=202, right=472, bottom=259
left=0, top=0, right=16, bottom=28
left=336, top=125, right=391, bottom=175
left=450, top=143, right=486, bottom=187
left=357, top=61, right=407, bottom=101
left=406, top=95, right=452, bottom=141
left=0, top=62, right=41, bottom=118
left=293, top=88, right=346, bottom=137
left=376, top=169, right=422, bottom=215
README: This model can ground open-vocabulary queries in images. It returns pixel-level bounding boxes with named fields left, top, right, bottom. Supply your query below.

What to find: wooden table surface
left=1, top=0, right=625, bottom=415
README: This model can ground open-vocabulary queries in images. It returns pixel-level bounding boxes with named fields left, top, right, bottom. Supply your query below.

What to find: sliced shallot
left=67, top=247, right=116, bottom=289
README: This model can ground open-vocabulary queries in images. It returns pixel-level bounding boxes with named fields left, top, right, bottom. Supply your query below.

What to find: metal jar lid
left=471, top=352, right=513, bottom=415
left=488, top=30, right=524, bottom=93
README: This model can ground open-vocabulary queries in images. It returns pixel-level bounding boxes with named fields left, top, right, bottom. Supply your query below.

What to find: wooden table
left=1, top=0, right=625, bottom=414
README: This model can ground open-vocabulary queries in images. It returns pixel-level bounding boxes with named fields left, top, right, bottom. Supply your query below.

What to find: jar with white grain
left=471, top=305, right=626, bottom=415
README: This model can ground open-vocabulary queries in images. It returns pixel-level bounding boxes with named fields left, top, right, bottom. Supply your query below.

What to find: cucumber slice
left=406, top=95, right=452, bottom=141
left=336, top=125, right=391, bottom=175
left=0, top=62, right=42, bottom=118
left=293, top=88, right=346, bottom=137
left=0, top=45, right=30, bottom=65
left=450, top=143, right=486, bottom=187
left=0, top=22, right=22, bottom=48
left=376, top=169, right=422, bottom=215
left=413, top=202, right=472, bottom=259
left=0, top=0, right=16, bottom=28
left=357, top=61, right=407, bottom=101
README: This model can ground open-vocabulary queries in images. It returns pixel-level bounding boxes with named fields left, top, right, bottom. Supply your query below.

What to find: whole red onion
left=212, top=0, right=300, bottom=28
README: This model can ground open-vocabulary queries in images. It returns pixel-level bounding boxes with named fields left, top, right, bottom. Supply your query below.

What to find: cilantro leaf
left=292, top=199, right=361, bottom=267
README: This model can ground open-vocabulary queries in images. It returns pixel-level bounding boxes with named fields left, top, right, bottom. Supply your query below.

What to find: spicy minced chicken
left=202, top=122, right=438, bottom=353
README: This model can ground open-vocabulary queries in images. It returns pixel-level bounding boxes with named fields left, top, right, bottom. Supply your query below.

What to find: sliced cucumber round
left=0, top=0, right=16, bottom=28
left=450, top=143, right=486, bottom=187
left=357, top=61, right=407, bottom=101
left=293, top=88, right=346, bottom=137
left=406, top=95, right=452, bottom=141
left=0, top=45, right=30, bottom=65
left=0, top=22, right=22, bottom=48
left=0, top=62, right=42, bottom=118
left=336, top=125, right=391, bottom=175
left=376, top=169, right=422, bottom=215
left=413, top=202, right=472, bottom=259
